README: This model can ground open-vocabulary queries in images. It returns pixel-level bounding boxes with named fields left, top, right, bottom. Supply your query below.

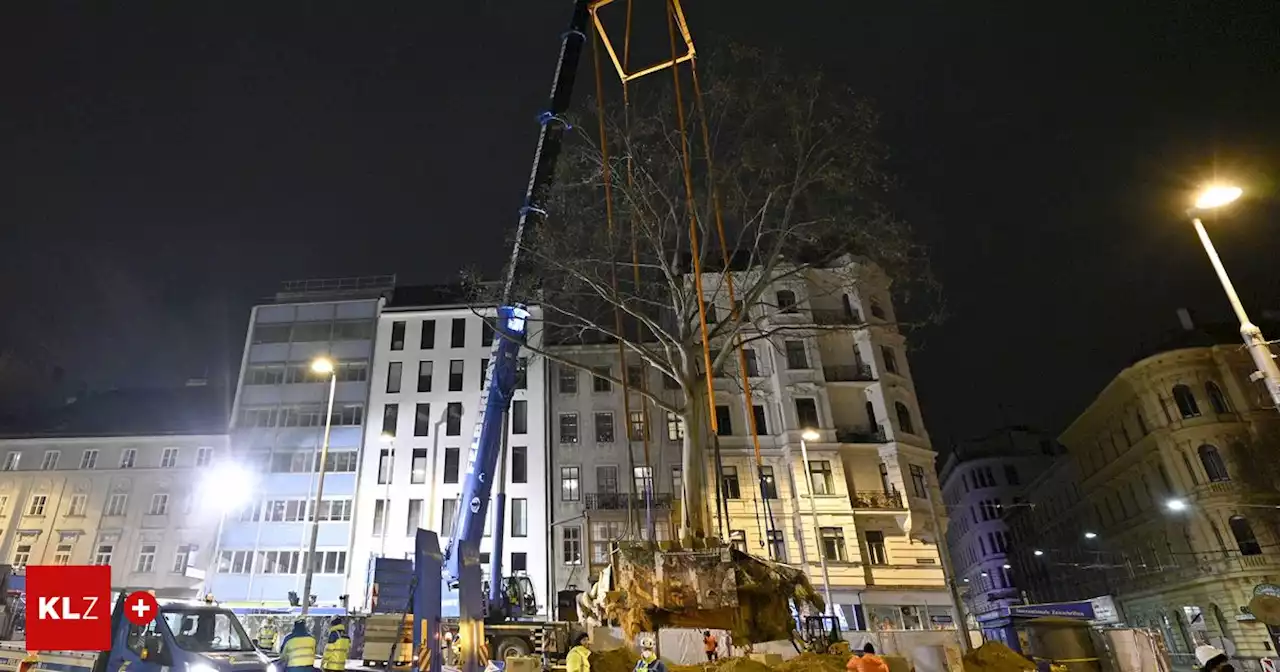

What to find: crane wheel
left=493, top=637, right=532, bottom=661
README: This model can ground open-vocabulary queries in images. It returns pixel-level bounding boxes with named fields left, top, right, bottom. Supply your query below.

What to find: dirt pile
left=961, top=642, right=1035, bottom=672
left=774, top=652, right=848, bottom=672
left=591, top=647, right=640, bottom=672
left=670, top=657, right=773, bottom=672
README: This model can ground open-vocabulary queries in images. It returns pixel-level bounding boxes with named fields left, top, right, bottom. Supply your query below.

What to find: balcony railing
left=824, top=364, right=875, bottom=382
left=584, top=492, right=674, bottom=511
left=810, top=309, right=862, bottom=326
left=850, top=490, right=904, bottom=510
left=836, top=426, right=889, bottom=444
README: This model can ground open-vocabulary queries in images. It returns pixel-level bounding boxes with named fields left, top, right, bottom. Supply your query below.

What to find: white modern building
left=0, top=384, right=229, bottom=598
left=547, top=258, right=957, bottom=631
left=347, top=285, right=550, bottom=615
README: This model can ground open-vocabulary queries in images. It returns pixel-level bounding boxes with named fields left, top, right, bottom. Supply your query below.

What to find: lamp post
left=798, top=429, right=834, bottom=617
left=301, top=356, right=338, bottom=617
left=380, top=433, right=395, bottom=559
left=1187, top=185, right=1280, bottom=409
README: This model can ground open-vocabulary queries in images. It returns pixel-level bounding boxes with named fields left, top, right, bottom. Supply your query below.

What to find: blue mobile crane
left=405, top=3, right=593, bottom=672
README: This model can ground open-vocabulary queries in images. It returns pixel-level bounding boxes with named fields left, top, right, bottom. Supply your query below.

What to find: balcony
left=836, top=426, right=889, bottom=444
left=584, top=493, right=674, bottom=511
left=810, top=309, right=862, bottom=326
left=850, top=490, right=904, bottom=510
left=824, top=364, right=875, bottom=382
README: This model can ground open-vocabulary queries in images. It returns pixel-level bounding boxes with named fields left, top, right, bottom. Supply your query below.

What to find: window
left=172, top=545, right=193, bottom=573
left=597, top=466, right=619, bottom=494
left=910, top=465, right=928, bottom=498
left=560, top=414, right=580, bottom=444
left=563, top=527, right=583, bottom=565
left=759, top=466, right=778, bottom=499
left=420, top=320, right=436, bottom=349
left=721, top=466, right=742, bottom=499
left=106, top=494, right=128, bottom=516
left=516, top=358, right=528, bottom=390
left=820, top=527, right=847, bottom=562
left=441, top=499, right=458, bottom=537
left=895, top=402, right=916, bottom=434
left=94, top=544, right=113, bottom=566
left=1230, top=515, right=1262, bottom=556
left=406, top=499, right=423, bottom=536
left=41, top=451, right=59, bottom=470
left=626, top=365, right=645, bottom=388
left=2, top=453, right=17, bottom=470
left=511, top=446, right=527, bottom=484
left=416, top=361, right=434, bottom=393
left=663, top=373, right=680, bottom=390
left=628, top=411, right=648, bottom=441
left=118, top=449, right=135, bottom=469
left=743, top=350, right=760, bottom=377
left=558, top=367, right=578, bottom=393
left=795, top=398, right=820, bottom=430
left=729, top=530, right=748, bottom=553
left=390, top=321, right=406, bottom=350
left=667, top=412, right=685, bottom=441
left=446, top=403, right=463, bottom=436
left=451, top=318, right=467, bottom=348
left=561, top=466, right=581, bottom=501
left=372, top=499, right=388, bottom=536
left=879, top=463, right=892, bottom=493
left=27, top=495, right=47, bottom=516
left=449, top=360, right=464, bottom=391
left=512, top=498, right=528, bottom=537
left=12, top=545, right=30, bottom=568
left=512, top=552, right=528, bottom=571
left=767, top=530, right=786, bottom=561
left=512, top=400, right=527, bottom=434
left=810, top=461, right=834, bottom=495
left=672, top=467, right=683, bottom=498
left=378, top=449, right=393, bottom=485
left=592, top=367, right=612, bottom=392
left=482, top=321, right=495, bottom=347
left=715, top=406, right=733, bottom=436
left=386, top=362, right=403, bottom=393
left=67, top=494, right=87, bottom=516
left=196, top=447, right=213, bottom=467
left=594, top=413, right=615, bottom=443
left=776, top=290, right=798, bottom=312
left=1173, top=384, right=1200, bottom=419
left=633, top=466, right=654, bottom=495
left=1198, top=444, right=1230, bottom=482
left=149, top=494, right=170, bottom=516
left=444, top=447, right=460, bottom=484
left=409, top=448, right=428, bottom=484
left=864, top=530, right=887, bottom=565
left=751, top=405, right=769, bottom=434
left=479, top=359, right=489, bottom=388
left=1206, top=382, right=1230, bottom=414
left=1004, top=464, right=1020, bottom=486
left=382, top=403, right=399, bottom=437
left=136, top=545, right=157, bottom=573
left=784, top=340, right=808, bottom=369
left=161, top=448, right=179, bottom=468
left=414, top=403, right=431, bottom=436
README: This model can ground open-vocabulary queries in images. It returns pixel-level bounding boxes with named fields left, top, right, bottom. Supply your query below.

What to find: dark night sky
left=3, top=1, right=1279, bottom=444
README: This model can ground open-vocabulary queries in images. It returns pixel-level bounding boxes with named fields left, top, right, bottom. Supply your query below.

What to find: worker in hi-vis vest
left=322, top=617, right=351, bottom=671
left=259, top=621, right=278, bottom=652
left=280, top=619, right=317, bottom=672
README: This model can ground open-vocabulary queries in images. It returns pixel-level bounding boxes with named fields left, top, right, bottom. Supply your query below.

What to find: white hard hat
left=1195, top=645, right=1226, bottom=666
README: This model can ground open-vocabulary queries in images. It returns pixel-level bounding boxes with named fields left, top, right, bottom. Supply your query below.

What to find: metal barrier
left=0, top=645, right=96, bottom=672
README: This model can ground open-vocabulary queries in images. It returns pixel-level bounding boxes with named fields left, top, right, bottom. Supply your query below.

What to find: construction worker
left=632, top=645, right=666, bottom=672
left=259, top=620, right=278, bottom=652
left=702, top=631, right=718, bottom=662
left=322, top=617, right=351, bottom=672
left=846, top=643, right=889, bottom=672
left=280, top=618, right=317, bottom=672
left=566, top=633, right=591, bottom=672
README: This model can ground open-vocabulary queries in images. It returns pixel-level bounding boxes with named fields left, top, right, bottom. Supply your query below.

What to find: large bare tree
left=471, top=44, right=938, bottom=545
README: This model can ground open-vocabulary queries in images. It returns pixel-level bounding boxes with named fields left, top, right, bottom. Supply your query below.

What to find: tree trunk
left=679, top=384, right=716, bottom=545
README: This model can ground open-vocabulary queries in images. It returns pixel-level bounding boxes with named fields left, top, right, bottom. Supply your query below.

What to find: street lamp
left=797, top=429, right=833, bottom=617
left=301, top=356, right=338, bottom=617
left=1187, top=184, right=1280, bottom=409
left=1165, top=498, right=1189, bottom=512
left=1084, top=532, right=1098, bottom=540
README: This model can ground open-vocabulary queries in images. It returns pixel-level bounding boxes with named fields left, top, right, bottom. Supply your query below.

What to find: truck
left=0, top=593, right=278, bottom=672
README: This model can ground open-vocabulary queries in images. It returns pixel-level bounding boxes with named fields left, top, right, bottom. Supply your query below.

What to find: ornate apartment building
left=1006, top=316, right=1280, bottom=662
left=547, top=259, right=956, bottom=631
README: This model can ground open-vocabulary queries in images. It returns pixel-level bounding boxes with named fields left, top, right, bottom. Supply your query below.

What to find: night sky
left=3, top=1, right=1279, bottom=445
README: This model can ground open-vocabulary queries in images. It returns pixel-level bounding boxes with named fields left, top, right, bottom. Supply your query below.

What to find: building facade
left=1006, top=318, right=1280, bottom=662
left=939, top=426, right=1062, bottom=639
left=216, top=277, right=392, bottom=607
left=546, top=259, right=956, bottom=631
left=0, top=385, right=228, bottom=598
left=346, top=286, right=550, bottom=615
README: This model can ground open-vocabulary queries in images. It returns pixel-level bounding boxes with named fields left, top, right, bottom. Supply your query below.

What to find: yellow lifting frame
left=588, top=0, right=696, bottom=83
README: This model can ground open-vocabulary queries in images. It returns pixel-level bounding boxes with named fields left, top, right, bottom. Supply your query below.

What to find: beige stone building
left=546, top=259, right=954, bottom=631
left=1007, top=317, right=1280, bottom=662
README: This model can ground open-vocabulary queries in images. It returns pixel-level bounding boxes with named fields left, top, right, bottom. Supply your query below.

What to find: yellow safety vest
left=261, top=628, right=277, bottom=648
left=322, top=635, right=351, bottom=671
left=283, top=635, right=317, bottom=668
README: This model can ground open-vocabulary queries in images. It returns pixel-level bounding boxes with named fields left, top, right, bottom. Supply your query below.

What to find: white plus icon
left=131, top=599, right=151, bottom=619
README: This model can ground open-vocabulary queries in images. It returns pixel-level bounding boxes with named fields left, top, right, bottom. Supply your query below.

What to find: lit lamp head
left=1084, top=531, right=1098, bottom=540
left=1166, top=498, right=1189, bottom=512
left=1033, top=549, right=1044, bottom=557
left=801, top=429, right=821, bottom=441
left=1193, top=184, right=1243, bottom=211
left=311, top=357, right=335, bottom=375
left=380, top=432, right=394, bottom=444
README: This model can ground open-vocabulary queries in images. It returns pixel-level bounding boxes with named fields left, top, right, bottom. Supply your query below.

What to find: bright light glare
left=311, top=357, right=335, bottom=374
left=1033, top=550, right=1044, bottom=557
left=1084, top=532, right=1098, bottom=539
left=801, top=430, right=821, bottom=441
left=380, top=432, right=395, bottom=444
left=1166, top=498, right=1188, bottom=512
left=1002, top=564, right=1012, bottom=570
left=1194, top=185, right=1243, bottom=210
left=203, top=462, right=257, bottom=512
